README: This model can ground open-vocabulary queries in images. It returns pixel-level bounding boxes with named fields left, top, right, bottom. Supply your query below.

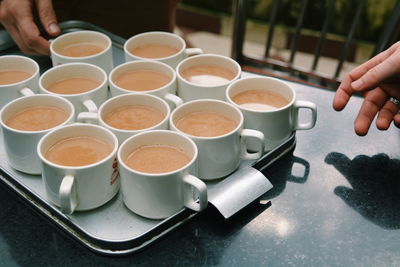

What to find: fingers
left=354, top=88, right=387, bottom=136
left=332, top=75, right=353, bottom=111
left=0, top=0, right=51, bottom=55
left=350, top=43, right=400, bottom=92
left=376, top=99, right=400, bottom=130
left=35, top=0, right=60, bottom=36
left=17, top=14, right=50, bottom=55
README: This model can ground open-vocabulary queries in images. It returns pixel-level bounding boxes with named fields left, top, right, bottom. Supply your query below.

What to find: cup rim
left=169, top=99, right=244, bottom=140
left=123, top=31, right=185, bottom=60
left=108, top=60, right=176, bottom=94
left=0, top=55, right=40, bottom=87
left=50, top=30, right=112, bottom=60
left=226, top=76, right=296, bottom=113
left=118, top=129, right=198, bottom=177
left=176, top=54, right=242, bottom=88
left=0, top=94, right=75, bottom=134
left=39, top=62, right=108, bottom=97
left=37, top=123, right=119, bottom=170
left=98, top=93, right=171, bottom=133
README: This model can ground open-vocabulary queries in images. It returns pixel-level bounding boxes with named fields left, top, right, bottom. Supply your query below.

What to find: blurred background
left=174, top=0, right=399, bottom=83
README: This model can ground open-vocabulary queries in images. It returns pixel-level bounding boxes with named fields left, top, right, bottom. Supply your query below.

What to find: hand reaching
left=333, top=42, right=400, bottom=136
left=0, top=0, right=61, bottom=55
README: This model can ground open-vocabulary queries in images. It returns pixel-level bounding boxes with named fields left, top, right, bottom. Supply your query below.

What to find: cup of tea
left=0, top=55, right=40, bottom=108
left=169, top=99, right=265, bottom=180
left=37, top=123, right=119, bottom=214
left=39, top=63, right=108, bottom=114
left=50, top=30, right=113, bottom=73
left=118, top=130, right=208, bottom=219
left=176, top=54, right=241, bottom=102
left=77, top=93, right=170, bottom=143
left=124, top=31, right=203, bottom=68
left=0, top=95, right=75, bottom=174
left=226, top=76, right=317, bottom=151
left=109, top=60, right=182, bottom=109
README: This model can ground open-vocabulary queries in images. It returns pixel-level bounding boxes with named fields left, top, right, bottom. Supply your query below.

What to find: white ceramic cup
left=118, top=130, right=208, bottom=219
left=37, top=123, right=119, bottom=214
left=50, top=30, right=114, bottom=73
left=0, top=55, right=40, bottom=108
left=0, top=95, right=75, bottom=174
left=170, top=99, right=265, bottom=180
left=226, top=76, right=317, bottom=151
left=124, top=31, right=203, bottom=68
left=39, top=63, right=108, bottom=114
left=109, top=60, right=182, bottom=109
left=176, top=54, right=241, bottom=102
left=77, top=93, right=171, bottom=143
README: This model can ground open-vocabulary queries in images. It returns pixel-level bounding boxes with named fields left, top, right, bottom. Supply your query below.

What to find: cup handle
left=163, top=93, right=183, bottom=109
left=240, top=129, right=265, bottom=160
left=77, top=112, right=99, bottom=124
left=82, top=99, right=98, bottom=113
left=19, top=87, right=35, bottom=96
left=292, top=100, right=317, bottom=130
left=59, top=174, right=79, bottom=215
left=182, top=174, right=208, bottom=212
left=185, top=48, right=204, bottom=57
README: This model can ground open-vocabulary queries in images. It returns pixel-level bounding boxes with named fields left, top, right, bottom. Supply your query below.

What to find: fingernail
left=49, top=23, right=60, bottom=34
left=351, top=79, right=362, bottom=90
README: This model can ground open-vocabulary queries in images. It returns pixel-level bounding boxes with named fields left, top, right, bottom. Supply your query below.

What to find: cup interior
left=0, top=56, right=38, bottom=84
left=40, top=63, right=107, bottom=94
left=171, top=100, right=242, bottom=137
left=38, top=124, right=118, bottom=168
left=0, top=95, right=74, bottom=132
left=124, top=32, right=184, bottom=59
left=227, top=77, right=295, bottom=111
left=99, top=94, right=170, bottom=131
left=177, top=55, right=241, bottom=86
left=109, top=60, right=175, bottom=92
left=119, top=130, right=196, bottom=174
left=51, top=31, right=110, bottom=58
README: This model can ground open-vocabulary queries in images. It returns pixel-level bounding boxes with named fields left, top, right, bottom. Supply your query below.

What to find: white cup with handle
left=39, top=62, right=108, bottom=115
left=124, top=31, right=203, bottom=68
left=226, top=76, right=317, bottom=151
left=37, top=123, right=119, bottom=214
left=50, top=30, right=114, bottom=74
left=169, top=99, right=265, bottom=180
left=0, top=55, right=40, bottom=108
left=118, top=130, right=208, bottom=219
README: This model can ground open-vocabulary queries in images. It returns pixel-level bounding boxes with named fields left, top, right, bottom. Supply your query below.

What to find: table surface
left=1, top=58, right=400, bottom=266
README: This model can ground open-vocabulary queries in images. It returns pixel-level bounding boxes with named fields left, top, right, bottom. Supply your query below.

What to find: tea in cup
left=38, top=124, right=119, bottom=214
left=124, top=31, right=203, bottom=68
left=170, top=99, right=265, bottom=180
left=78, top=93, right=170, bottom=143
left=50, top=30, right=113, bottom=73
left=0, top=55, right=40, bottom=108
left=226, top=76, right=317, bottom=151
left=39, top=63, right=108, bottom=114
left=176, top=54, right=241, bottom=101
left=118, top=130, right=208, bottom=219
left=109, top=60, right=182, bottom=109
left=0, top=95, right=74, bottom=174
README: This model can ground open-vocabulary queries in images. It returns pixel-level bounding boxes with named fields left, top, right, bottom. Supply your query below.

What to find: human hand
left=333, top=42, right=400, bottom=136
left=0, top=0, right=60, bottom=55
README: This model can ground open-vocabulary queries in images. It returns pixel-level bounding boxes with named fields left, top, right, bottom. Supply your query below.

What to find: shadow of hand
left=325, top=152, right=400, bottom=229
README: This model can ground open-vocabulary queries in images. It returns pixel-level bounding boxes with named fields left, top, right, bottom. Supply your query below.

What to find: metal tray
left=0, top=21, right=296, bottom=256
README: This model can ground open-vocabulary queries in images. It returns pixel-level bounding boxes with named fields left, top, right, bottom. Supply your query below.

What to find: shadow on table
left=325, top=152, right=400, bottom=229
left=260, top=153, right=310, bottom=200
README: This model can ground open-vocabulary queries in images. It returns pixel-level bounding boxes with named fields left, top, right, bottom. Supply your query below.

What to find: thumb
left=35, top=0, right=60, bottom=36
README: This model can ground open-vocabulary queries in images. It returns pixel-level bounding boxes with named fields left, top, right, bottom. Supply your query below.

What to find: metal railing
left=231, top=0, right=400, bottom=88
